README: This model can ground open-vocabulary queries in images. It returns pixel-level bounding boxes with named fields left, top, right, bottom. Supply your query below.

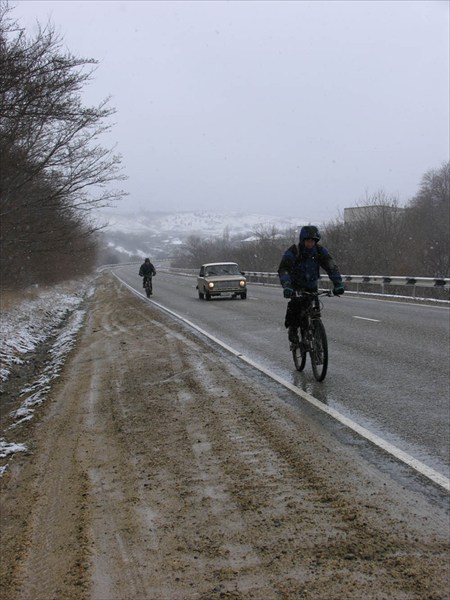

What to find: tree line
left=0, top=2, right=126, bottom=289
left=172, top=161, right=449, bottom=280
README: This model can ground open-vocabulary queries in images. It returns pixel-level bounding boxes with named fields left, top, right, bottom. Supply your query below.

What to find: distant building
left=344, top=205, right=404, bottom=224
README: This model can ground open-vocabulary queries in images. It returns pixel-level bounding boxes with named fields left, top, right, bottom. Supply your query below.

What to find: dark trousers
left=284, top=297, right=310, bottom=329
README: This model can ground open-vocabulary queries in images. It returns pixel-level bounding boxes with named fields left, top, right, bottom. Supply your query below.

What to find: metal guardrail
left=241, top=272, right=449, bottom=298
left=343, top=275, right=450, bottom=293
left=243, top=272, right=449, bottom=288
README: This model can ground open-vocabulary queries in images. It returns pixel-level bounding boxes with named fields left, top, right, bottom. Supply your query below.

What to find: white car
left=196, top=262, right=247, bottom=300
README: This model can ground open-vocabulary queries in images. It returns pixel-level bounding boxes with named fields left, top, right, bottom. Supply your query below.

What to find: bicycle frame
left=143, top=275, right=153, bottom=297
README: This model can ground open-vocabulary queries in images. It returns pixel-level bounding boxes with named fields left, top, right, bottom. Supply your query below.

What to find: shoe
left=288, top=326, right=300, bottom=345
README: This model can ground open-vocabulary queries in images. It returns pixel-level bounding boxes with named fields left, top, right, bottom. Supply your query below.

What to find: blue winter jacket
left=278, top=241, right=342, bottom=291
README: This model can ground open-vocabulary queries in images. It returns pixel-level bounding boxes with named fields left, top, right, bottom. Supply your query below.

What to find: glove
left=283, top=287, right=294, bottom=299
left=333, top=283, right=344, bottom=296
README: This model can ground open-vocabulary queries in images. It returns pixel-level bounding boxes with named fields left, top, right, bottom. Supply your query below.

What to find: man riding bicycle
left=139, top=258, right=156, bottom=293
left=278, top=225, right=344, bottom=345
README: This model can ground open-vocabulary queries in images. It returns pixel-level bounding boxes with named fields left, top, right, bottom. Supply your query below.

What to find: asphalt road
left=115, top=265, right=450, bottom=480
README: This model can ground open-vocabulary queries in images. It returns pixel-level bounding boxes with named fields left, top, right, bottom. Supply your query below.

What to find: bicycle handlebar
left=293, top=289, right=333, bottom=298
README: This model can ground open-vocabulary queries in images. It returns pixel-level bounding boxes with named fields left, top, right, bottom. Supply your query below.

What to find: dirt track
left=1, top=273, right=449, bottom=600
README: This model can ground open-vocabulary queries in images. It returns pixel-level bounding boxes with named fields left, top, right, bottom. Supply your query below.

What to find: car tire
left=241, top=292, right=247, bottom=299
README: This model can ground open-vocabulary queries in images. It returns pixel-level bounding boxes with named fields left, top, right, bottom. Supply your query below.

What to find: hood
left=299, top=225, right=321, bottom=245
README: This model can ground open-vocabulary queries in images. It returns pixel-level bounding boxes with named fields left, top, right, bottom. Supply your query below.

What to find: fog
left=13, top=0, right=450, bottom=222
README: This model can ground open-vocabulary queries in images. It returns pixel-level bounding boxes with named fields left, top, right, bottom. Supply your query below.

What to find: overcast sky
left=12, top=0, right=450, bottom=223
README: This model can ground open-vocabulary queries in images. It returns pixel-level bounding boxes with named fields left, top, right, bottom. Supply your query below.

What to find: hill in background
left=96, top=210, right=307, bottom=262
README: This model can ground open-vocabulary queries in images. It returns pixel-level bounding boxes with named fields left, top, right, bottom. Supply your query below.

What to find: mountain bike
left=143, top=275, right=153, bottom=298
left=290, top=290, right=333, bottom=382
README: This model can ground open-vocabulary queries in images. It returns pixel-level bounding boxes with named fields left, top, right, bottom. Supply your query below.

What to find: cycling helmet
left=299, top=225, right=321, bottom=244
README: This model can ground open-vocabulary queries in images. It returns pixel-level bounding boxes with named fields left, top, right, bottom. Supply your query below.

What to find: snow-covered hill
left=95, top=209, right=307, bottom=262
left=96, top=209, right=306, bottom=237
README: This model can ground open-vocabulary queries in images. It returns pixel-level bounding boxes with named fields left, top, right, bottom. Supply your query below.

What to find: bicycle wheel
left=145, top=279, right=152, bottom=297
left=310, top=319, right=328, bottom=381
left=292, top=328, right=307, bottom=371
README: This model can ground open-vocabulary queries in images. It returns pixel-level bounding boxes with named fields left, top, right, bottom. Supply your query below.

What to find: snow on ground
left=0, top=279, right=94, bottom=475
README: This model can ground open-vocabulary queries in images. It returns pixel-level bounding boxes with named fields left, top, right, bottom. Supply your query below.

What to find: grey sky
left=13, top=0, right=450, bottom=223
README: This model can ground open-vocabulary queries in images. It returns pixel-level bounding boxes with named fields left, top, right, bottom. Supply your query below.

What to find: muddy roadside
left=1, top=272, right=449, bottom=600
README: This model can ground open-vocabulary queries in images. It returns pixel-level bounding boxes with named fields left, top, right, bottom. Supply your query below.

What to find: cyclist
left=139, top=258, right=156, bottom=293
left=278, top=225, right=344, bottom=345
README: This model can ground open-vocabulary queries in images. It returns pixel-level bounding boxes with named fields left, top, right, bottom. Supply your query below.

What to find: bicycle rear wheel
left=292, top=328, right=307, bottom=371
left=310, top=319, right=328, bottom=381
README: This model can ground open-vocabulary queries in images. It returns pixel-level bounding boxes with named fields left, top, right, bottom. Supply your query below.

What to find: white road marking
left=118, top=275, right=450, bottom=493
left=353, top=316, right=380, bottom=322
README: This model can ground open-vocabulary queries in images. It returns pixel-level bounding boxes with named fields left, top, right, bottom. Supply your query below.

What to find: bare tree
left=323, top=191, right=407, bottom=275
left=404, top=161, right=449, bottom=277
left=234, top=225, right=294, bottom=272
left=0, top=2, right=127, bottom=287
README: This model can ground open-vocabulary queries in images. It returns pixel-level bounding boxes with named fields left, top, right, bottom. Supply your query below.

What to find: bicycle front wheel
left=292, top=329, right=307, bottom=372
left=310, top=319, right=328, bottom=381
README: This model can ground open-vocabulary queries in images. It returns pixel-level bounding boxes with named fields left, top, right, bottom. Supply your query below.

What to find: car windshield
left=205, top=264, right=241, bottom=276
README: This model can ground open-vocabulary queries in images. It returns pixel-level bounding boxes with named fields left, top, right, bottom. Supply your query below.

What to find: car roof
left=201, top=262, right=238, bottom=267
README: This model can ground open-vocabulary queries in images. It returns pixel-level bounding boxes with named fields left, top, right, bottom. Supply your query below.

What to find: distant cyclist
left=139, top=258, right=156, bottom=294
left=278, top=225, right=344, bottom=344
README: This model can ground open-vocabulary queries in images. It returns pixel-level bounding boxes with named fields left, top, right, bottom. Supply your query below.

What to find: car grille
left=214, top=280, right=242, bottom=290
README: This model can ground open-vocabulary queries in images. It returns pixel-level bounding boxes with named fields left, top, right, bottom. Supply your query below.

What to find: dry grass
left=1, top=284, right=55, bottom=313
left=1, top=289, right=29, bottom=313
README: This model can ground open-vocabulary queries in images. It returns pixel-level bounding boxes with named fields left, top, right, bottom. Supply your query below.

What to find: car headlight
left=208, top=282, right=215, bottom=289
left=239, top=280, right=246, bottom=288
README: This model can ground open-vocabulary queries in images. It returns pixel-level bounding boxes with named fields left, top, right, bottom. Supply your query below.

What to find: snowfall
left=0, top=278, right=94, bottom=476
